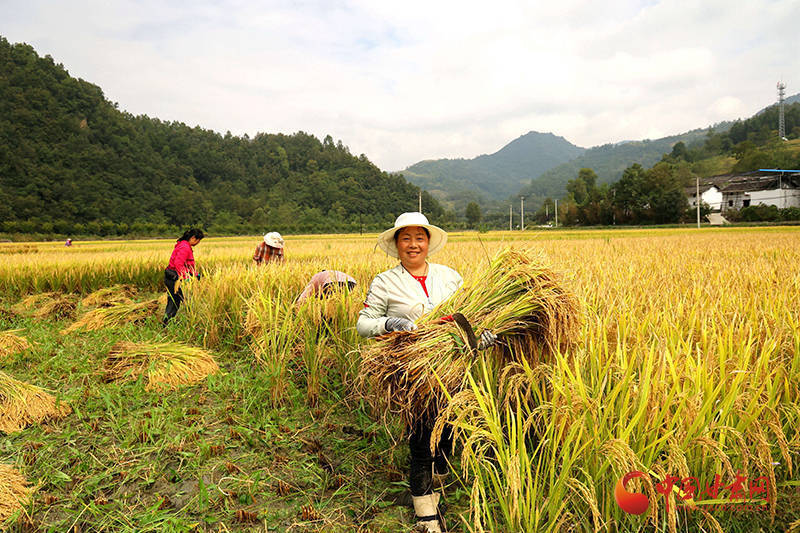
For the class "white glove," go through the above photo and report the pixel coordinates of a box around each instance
[477,330,497,350]
[385,317,417,332]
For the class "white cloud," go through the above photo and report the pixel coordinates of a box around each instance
[1,0,798,170]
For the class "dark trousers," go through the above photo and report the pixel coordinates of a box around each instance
[409,414,453,497]
[163,270,183,325]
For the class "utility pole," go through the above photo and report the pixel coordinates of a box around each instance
[554,199,558,227]
[696,176,700,228]
[509,204,512,231]
[520,196,525,231]
[418,191,422,213]
[546,202,549,221]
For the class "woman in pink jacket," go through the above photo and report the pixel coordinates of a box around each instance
[163,228,204,325]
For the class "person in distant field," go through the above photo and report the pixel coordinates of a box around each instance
[253,232,284,265]
[65,238,72,247]
[163,228,204,326]
[295,270,357,305]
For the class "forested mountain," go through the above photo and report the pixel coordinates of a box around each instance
[0,36,443,237]
[516,129,712,204]
[401,132,584,205]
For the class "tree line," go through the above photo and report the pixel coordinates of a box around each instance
[0,37,444,239]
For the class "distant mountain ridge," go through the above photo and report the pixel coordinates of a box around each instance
[403,92,799,211]
[401,131,584,204]
[518,129,712,201]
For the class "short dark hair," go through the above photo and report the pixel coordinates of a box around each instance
[177,228,205,242]
[394,226,430,242]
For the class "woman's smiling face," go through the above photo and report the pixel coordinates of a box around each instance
[395,226,429,270]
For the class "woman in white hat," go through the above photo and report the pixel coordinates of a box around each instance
[253,232,284,265]
[357,212,461,533]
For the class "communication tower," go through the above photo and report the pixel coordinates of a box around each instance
[777,81,786,140]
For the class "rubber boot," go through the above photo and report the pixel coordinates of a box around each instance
[412,493,442,532]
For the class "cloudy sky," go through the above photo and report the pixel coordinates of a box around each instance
[2,0,798,170]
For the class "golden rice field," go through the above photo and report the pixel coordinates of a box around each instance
[0,226,799,532]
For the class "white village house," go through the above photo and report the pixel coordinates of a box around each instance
[684,170,800,222]
[718,170,800,213]
[685,176,726,211]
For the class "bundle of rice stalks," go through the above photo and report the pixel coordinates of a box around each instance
[31,294,78,320]
[0,371,71,433]
[359,247,580,424]
[80,284,137,308]
[62,299,159,334]
[11,292,58,315]
[0,463,33,523]
[0,330,30,359]
[103,341,219,391]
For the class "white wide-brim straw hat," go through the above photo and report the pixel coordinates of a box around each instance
[377,212,447,258]
[264,232,284,248]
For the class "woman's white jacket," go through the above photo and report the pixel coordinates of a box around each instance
[357,262,463,338]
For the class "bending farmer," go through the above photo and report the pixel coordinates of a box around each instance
[295,270,357,305]
[254,232,284,265]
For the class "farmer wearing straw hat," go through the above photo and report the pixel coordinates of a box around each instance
[163,228,204,326]
[357,212,495,533]
[254,232,284,264]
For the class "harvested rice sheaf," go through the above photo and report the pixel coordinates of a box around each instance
[31,295,78,320]
[11,293,58,315]
[62,299,159,334]
[0,371,71,433]
[11,292,78,320]
[359,247,581,424]
[0,330,30,359]
[80,285,138,309]
[104,341,219,391]
[0,463,33,523]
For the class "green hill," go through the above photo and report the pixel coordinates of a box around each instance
[518,129,712,203]
[0,36,444,238]
[401,131,585,204]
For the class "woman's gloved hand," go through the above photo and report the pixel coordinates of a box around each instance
[477,330,498,350]
[385,317,417,332]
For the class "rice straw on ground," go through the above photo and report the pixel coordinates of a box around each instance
[10,293,58,315]
[0,330,30,359]
[62,299,159,333]
[80,285,137,308]
[103,341,219,391]
[0,371,71,433]
[0,463,33,523]
[31,295,78,320]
